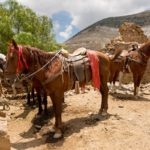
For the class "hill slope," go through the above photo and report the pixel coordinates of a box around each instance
[65,10,150,51]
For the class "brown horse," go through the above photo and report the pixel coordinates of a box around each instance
[5,40,110,139]
[110,41,150,96]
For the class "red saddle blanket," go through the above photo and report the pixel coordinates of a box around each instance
[87,50,100,90]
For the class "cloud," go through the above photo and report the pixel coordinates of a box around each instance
[53,21,60,33]
[59,25,73,39]
[16,0,150,30]
[58,14,78,39]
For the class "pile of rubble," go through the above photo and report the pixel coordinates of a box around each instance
[119,22,148,43]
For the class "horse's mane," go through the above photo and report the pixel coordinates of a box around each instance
[138,41,150,53]
[24,46,56,66]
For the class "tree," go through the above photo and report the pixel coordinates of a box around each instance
[0,0,61,54]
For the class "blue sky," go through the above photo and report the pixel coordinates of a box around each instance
[1,0,150,43]
[52,11,79,42]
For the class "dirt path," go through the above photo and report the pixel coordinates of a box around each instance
[5,85,150,150]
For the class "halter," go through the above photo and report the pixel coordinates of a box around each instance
[11,46,29,74]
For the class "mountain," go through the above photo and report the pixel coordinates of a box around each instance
[65,10,150,51]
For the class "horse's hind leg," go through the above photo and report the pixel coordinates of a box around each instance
[112,71,119,92]
[99,75,109,115]
[109,72,115,92]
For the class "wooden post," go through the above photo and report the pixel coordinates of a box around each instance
[75,81,80,94]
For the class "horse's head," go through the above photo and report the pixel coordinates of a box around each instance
[5,40,28,84]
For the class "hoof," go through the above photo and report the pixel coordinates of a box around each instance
[99,109,108,116]
[49,127,56,133]
[53,132,62,139]
[134,95,139,99]
[101,111,108,116]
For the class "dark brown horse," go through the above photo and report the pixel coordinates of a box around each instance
[110,41,150,96]
[5,40,110,139]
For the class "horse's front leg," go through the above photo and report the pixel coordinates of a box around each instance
[25,86,31,106]
[133,74,143,98]
[50,93,63,139]
[43,91,48,115]
[118,71,124,89]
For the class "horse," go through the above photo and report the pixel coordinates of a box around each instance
[5,40,110,139]
[111,41,150,97]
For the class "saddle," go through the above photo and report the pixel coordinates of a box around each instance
[62,48,92,87]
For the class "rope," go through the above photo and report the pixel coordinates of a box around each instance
[22,49,62,81]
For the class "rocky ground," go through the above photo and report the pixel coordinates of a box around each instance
[1,82,150,150]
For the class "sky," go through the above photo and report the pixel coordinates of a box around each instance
[1,0,150,43]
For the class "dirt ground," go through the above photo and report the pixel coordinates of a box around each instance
[3,83,150,150]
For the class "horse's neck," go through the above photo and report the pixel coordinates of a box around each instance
[26,49,61,81]
[139,49,150,60]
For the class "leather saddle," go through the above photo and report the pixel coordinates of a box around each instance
[62,48,92,85]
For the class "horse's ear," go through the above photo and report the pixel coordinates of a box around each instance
[12,39,18,49]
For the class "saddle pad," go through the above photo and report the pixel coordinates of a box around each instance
[87,50,100,90]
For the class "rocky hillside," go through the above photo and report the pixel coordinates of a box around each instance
[65,10,150,51]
